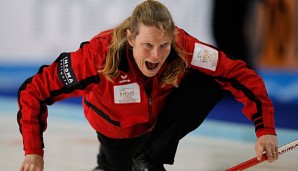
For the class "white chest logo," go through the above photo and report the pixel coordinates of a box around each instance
[191,43,218,71]
[114,83,141,104]
[119,74,131,84]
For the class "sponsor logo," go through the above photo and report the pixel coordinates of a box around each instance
[119,74,131,84]
[114,83,141,103]
[279,143,298,155]
[119,88,135,97]
[121,75,127,79]
[58,54,78,87]
[191,43,218,71]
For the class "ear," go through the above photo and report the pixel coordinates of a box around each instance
[126,29,134,47]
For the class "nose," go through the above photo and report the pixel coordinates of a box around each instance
[151,48,162,59]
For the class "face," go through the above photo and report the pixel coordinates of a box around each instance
[127,23,172,77]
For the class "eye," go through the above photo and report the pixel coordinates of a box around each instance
[144,43,153,49]
[161,43,170,48]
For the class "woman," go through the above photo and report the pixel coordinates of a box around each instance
[18,1,278,171]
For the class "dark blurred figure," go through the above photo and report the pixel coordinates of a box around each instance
[212,0,297,69]
[212,0,254,68]
[250,0,297,69]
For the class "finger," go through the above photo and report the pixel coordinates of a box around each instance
[21,163,30,171]
[22,166,29,171]
[265,143,274,163]
[272,151,278,161]
[268,143,279,163]
[266,151,273,163]
[256,145,264,161]
[19,164,25,171]
[272,146,279,161]
[19,159,27,171]
[29,164,39,171]
[275,146,279,160]
[23,166,29,171]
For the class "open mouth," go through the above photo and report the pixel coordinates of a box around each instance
[145,61,159,71]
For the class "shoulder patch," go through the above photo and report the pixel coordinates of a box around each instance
[57,53,78,87]
[191,43,218,71]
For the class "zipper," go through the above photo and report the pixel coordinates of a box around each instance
[136,77,153,125]
[147,97,153,124]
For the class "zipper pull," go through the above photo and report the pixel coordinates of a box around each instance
[148,97,152,106]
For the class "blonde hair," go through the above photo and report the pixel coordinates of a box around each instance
[100,0,187,86]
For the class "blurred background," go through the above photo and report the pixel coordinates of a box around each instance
[1,0,298,170]
[0,0,297,143]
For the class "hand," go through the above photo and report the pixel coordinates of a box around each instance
[255,134,278,163]
[19,154,44,171]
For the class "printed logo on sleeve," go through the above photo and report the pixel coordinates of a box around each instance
[191,43,218,71]
[114,83,141,104]
[57,54,78,87]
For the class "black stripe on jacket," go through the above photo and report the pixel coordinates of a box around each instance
[215,77,265,132]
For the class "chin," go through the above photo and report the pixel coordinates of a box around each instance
[143,71,158,77]
[144,73,156,77]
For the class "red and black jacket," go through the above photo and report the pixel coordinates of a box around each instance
[17,27,276,156]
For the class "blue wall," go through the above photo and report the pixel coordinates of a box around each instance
[1,65,297,130]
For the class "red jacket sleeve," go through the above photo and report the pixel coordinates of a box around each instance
[17,33,110,156]
[177,28,276,137]
[213,51,275,137]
